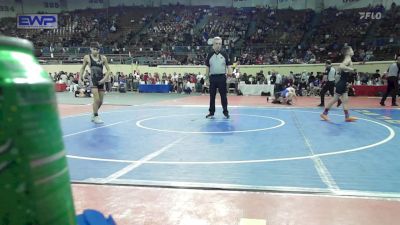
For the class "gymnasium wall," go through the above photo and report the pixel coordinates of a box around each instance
[323,0,400,10]
[2,0,400,19]
[67,0,106,11]
[21,0,63,13]
[0,0,20,18]
[274,0,318,10]
[42,61,394,76]
[109,0,159,7]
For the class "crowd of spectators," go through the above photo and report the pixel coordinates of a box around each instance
[241,7,313,65]
[308,7,376,63]
[139,6,206,50]
[51,70,208,95]
[51,64,391,99]
[1,3,400,65]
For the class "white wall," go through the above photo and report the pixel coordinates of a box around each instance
[323,0,390,10]
[0,0,20,18]
[0,0,66,18]
[189,0,232,7]
[232,0,318,10]
[2,0,399,20]
[21,0,63,13]
[159,0,181,6]
[110,0,245,7]
[108,0,131,6]
[233,0,270,8]
[98,0,400,10]
[382,0,400,8]
[109,0,156,7]
[275,0,317,10]
[306,0,318,10]
[109,0,197,7]
[5,0,400,17]
[67,0,105,11]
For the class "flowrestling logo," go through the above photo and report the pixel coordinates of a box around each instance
[17,14,58,29]
[359,11,382,20]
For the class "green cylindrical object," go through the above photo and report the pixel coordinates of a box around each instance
[0,36,76,225]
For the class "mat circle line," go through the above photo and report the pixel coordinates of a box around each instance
[65,109,396,164]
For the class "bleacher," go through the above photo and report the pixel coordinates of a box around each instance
[1,3,399,65]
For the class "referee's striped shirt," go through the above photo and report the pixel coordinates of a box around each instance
[387,63,399,78]
[327,67,336,81]
[205,51,231,75]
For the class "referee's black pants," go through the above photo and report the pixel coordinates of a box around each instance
[209,75,228,114]
[320,81,335,105]
[381,77,399,105]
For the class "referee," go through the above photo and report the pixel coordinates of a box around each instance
[205,37,232,119]
[380,56,400,106]
[318,60,341,107]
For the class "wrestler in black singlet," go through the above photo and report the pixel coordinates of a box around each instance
[335,71,350,95]
[89,54,104,90]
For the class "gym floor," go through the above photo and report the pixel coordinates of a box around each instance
[57,92,400,225]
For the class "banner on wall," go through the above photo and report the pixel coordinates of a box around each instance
[17,14,58,29]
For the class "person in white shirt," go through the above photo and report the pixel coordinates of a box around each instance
[60,73,68,84]
[380,56,400,106]
[135,72,140,80]
[299,70,309,96]
[196,72,204,81]
[266,72,271,84]
[233,68,240,79]
[275,72,283,92]
[183,80,193,94]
